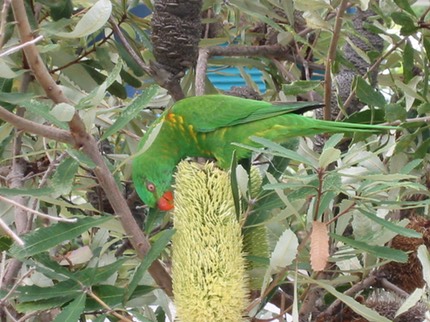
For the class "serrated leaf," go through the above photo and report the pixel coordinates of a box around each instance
[50,157,79,197]
[358,209,421,238]
[237,137,313,166]
[311,278,391,322]
[10,217,112,258]
[331,233,408,262]
[18,280,81,302]
[269,228,298,271]
[67,149,97,169]
[385,103,407,122]
[355,77,386,108]
[52,293,85,322]
[21,100,68,129]
[101,85,158,139]
[57,0,112,38]
[282,80,321,96]
[319,147,341,169]
[50,103,75,122]
[86,285,125,311]
[0,187,55,197]
[16,296,75,313]
[0,92,34,104]
[126,229,175,300]
[0,60,18,78]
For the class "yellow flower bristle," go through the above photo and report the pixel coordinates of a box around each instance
[172,161,248,322]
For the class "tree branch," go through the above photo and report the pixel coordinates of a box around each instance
[195,44,325,95]
[323,0,349,120]
[9,0,173,296]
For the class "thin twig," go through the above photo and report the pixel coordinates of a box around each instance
[324,0,349,120]
[0,35,43,57]
[0,268,35,305]
[9,0,173,296]
[195,48,209,96]
[86,288,134,322]
[0,0,11,49]
[109,17,151,74]
[342,37,408,113]
[0,218,24,246]
[0,196,77,223]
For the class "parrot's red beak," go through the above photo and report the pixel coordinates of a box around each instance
[157,191,174,211]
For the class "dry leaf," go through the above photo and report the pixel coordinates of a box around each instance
[310,221,329,271]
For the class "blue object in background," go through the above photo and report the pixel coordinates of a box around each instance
[207,66,266,93]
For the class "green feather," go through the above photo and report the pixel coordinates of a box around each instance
[132,95,396,208]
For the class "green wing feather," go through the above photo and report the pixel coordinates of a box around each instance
[171,95,323,132]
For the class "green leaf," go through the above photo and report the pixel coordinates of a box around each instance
[0,236,12,251]
[319,147,341,169]
[10,217,112,259]
[358,209,421,238]
[0,187,55,197]
[310,278,391,322]
[331,233,408,262]
[403,41,414,83]
[391,12,418,35]
[67,149,97,169]
[0,92,34,104]
[355,77,386,108]
[101,85,159,139]
[16,296,76,313]
[239,137,314,166]
[282,80,321,96]
[37,0,73,21]
[57,0,112,38]
[85,285,125,311]
[18,280,81,302]
[52,293,86,322]
[385,103,407,122]
[50,157,79,197]
[126,229,175,300]
[393,0,416,16]
[21,100,68,129]
[73,259,128,286]
[399,159,422,175]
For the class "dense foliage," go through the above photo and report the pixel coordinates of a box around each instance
[0,0,429,321]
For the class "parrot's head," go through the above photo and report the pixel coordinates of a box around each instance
[132,157,175,211]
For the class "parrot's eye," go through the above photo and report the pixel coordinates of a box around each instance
[146,182,156,193]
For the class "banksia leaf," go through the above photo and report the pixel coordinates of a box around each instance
[172,161,248,322]
[310,221,329,272]
[151,0,202,76]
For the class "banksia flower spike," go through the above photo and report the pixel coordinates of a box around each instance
[172,161,248,322]
[243,166,270,290]
[151,0,202,77]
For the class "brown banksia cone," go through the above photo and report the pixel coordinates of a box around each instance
[151,0,203,77]
[379,215,430,293]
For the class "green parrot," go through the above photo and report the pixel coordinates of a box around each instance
[132,95,393,210]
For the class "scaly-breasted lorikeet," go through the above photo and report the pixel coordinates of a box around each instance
[132,95,393,211]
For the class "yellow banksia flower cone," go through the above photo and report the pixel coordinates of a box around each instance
[172,161,248,322]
